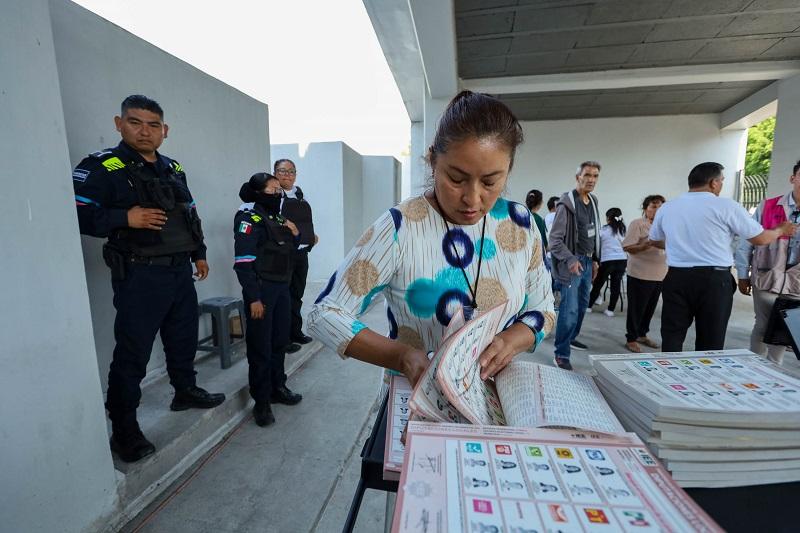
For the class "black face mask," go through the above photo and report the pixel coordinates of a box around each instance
[239,182,282,214]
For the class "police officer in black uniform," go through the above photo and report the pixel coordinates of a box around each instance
[274,158,316,353]
[73,95,225,462]
[234,173,303,426]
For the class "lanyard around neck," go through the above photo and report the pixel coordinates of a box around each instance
[433,194,487,309]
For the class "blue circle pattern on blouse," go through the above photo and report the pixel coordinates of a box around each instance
[387,306,398,339]
[407,266,473,325]
[508,201,532,229]
[442,228,474,268]
[352,320,367,335]
[490,198,509,220]
[436,289,474,325]
[474,237,496,260]
[406,278,440,317]
[315,271,337,304]
[359,283,389,315]
[389,208,403,231]
[517,310,544,331]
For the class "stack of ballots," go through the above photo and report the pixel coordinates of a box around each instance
[590,349,800,488]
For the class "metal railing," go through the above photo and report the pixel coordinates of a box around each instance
[738,172,768,211]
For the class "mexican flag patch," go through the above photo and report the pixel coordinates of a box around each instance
[238,221,252,234]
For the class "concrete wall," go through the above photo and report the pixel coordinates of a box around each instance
[49,0,270,389]
[0,1,119,531]
[769,74,800,198]
[342,144,365,252]
[363,155,402,229]
[507,114,746,224]
[271,142,401,282]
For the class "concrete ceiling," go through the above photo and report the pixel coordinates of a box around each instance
[452,0,800,119]
[456,0,800,79]
[499,79,773,120]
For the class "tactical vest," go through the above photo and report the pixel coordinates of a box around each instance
[255,218,295,282]
[281,186,315,247]
[103,152,203,257]
[752,194,800,295]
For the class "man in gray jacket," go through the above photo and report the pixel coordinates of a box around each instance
[549,161,602,370]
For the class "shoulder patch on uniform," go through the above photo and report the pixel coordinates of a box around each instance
[238,221,253,234]
[72,168,90,182]
[171,161,184,172]
[101,157,126,171]
[250,214,262,223]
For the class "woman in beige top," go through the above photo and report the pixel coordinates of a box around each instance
[622,195,667,352]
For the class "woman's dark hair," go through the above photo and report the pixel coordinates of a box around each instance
[605,207,626,236]
[641,194,666,212]
[688,162,724,188]
[427,91,524,171]
[273,159,295,172]
[525,189,543,211]
[248,172,278,191]
[546,196,559,211]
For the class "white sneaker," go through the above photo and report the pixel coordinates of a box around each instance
[603,309,614,317]
[586,307,593,314]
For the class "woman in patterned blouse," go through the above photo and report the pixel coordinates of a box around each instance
[309,91,555,387]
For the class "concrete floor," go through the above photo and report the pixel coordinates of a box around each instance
[122,288,800,533]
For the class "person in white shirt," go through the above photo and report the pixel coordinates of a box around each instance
[649,162,795,352]
[544,196,559,238]
[588,208,627,317]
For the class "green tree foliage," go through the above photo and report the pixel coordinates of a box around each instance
[745,116,775,176]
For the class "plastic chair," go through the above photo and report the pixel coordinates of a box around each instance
[197,297,246,369]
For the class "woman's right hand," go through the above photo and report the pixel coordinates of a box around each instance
[400,348,431,388]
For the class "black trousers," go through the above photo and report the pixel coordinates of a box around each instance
[289,249,309,339]
[661,267,736,352]
[106,262,198,422]
[589,259,627,311]
[625,276,662,342]
[245,280,291,403]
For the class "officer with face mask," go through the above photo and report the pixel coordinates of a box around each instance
[234,173,304,426]
[72,95,225,463]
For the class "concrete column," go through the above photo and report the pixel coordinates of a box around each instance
[768,74,800,197]
[1,1,119,531]
[410,96,449,196]
[409,121,426,196]
[423,96,449,149]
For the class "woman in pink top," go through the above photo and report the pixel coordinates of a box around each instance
[622,195,667,352]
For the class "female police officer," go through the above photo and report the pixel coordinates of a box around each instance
[234,173,303,426]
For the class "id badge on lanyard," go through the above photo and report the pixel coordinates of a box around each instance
[587,221,596,239]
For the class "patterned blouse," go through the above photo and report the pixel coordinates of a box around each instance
[308,195,556,358]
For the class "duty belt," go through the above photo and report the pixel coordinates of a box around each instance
[128,253,189,267]
[669,266,730,271]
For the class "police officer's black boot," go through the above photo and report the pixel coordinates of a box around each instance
[110,413,156,463]
[270,385,303,406]
[170,385,226,411]
[253,401,275,427]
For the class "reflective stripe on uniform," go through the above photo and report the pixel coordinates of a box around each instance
[75,194,100,206]
[101,157,126,171]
